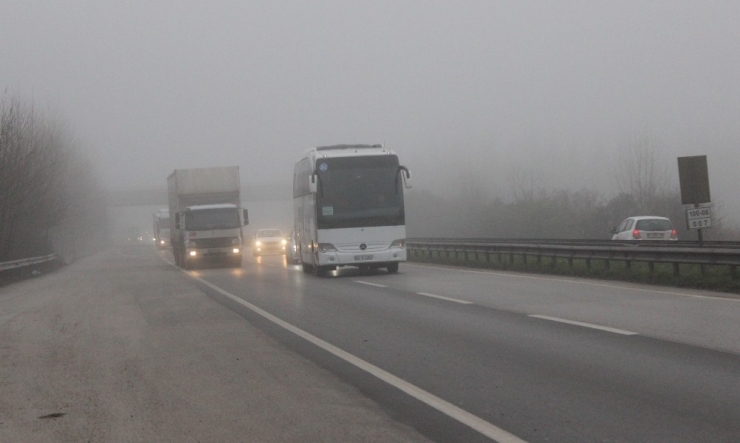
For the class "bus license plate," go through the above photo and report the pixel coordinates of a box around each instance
[354,254,374,261]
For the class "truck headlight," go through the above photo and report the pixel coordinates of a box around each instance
[189,250,197,256]
[232,248,240,254]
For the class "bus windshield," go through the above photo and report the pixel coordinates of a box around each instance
[184,208,241,230]
[316,155,404,229]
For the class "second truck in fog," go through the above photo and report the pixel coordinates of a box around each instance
[167,166,248,269]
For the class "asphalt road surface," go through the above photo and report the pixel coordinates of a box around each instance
[2,245,739,442]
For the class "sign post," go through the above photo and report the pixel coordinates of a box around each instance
[677,155,711,247]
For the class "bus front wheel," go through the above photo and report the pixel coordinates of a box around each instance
[387,263,399,274]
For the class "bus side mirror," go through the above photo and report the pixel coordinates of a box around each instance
[243,209,249,226]
[396,166,412,193]
[309,174,318,194]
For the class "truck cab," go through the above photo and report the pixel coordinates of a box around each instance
[175,204,248,269]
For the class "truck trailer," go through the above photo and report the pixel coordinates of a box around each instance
[167,166,248,269]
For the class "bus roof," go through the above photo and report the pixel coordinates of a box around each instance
[305,144,396,159]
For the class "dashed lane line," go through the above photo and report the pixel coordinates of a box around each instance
[417,292,473,305]
[529,315,638,336]
[354,280,388,288]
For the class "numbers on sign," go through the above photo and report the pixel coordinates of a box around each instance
[691,219,710,228]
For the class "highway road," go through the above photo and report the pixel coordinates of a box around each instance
[2,244,739,442]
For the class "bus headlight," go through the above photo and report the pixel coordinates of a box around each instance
[390,239,406,248]
[232,248,240,254]
[318,243,336,253]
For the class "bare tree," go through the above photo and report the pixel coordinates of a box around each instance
[614,134,672,214]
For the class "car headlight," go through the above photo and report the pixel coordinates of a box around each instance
[255,240,261,247]
[390,239,406,248]
[318,243,336,253]
[281,239,287,245]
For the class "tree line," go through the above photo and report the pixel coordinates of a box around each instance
[406,141,736,241]
[0,93,107,262]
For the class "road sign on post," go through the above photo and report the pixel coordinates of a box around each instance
[677,155,711,246]
[677,156,710,205]
[686,207,711,229]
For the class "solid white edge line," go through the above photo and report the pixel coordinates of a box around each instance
[529,315,638,336]
[354,280,388,288]
[176,267,526,442]
[417,292,473,305]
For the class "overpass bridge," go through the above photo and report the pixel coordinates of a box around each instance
[107,182,293,207]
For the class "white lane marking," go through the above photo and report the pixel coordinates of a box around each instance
[406,262,740,303]
[529,315,638,336]
[354,280,388,288]
[170,265,527,443]
[417,292,473,305]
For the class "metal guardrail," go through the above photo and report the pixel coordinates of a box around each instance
[0,254,58,272]
[407,239,740,277]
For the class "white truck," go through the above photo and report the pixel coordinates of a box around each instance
[152,209,170,249]
[167,166,248,269]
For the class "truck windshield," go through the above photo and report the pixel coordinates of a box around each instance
[316,155,404,229]
[184,208,241,230]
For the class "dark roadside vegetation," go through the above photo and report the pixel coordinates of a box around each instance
[0,93,107,268]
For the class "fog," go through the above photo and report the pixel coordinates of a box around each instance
[2,1,739,223]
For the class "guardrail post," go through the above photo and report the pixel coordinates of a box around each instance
[700,264,706,277]
[567,256,573,269]
[625,260,631,271]
[605,259,610,271]
[485,251,491,263]
[648,261,655,275]
[673,263,680,277]
[585,258,591,270]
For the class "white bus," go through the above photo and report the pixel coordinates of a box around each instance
[293,144,412,276]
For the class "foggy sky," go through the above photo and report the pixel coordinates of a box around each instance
[2,1,739,220]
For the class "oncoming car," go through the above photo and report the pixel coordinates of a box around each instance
[253,229,287,256]
[611,216,678,241]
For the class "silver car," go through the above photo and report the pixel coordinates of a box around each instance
[611,216,678,240]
